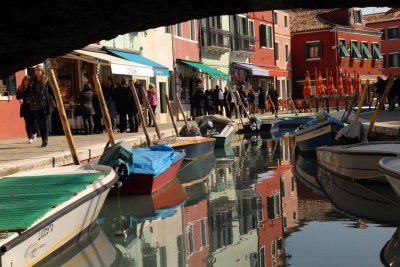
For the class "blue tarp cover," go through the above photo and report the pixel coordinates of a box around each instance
[128,145,182,177]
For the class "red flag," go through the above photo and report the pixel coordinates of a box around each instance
[303,70,312,97]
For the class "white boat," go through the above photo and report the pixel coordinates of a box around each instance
[0,164,117,267]
[379,157,400,199]
[196,115,235,147]
[316,142,400,182]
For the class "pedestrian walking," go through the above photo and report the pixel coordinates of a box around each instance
[223,87,231,118]
[268,85,279,113]
[147,83,158,127]
[213,85,224,115]
[29,65,55,147]
[79,83,95,135]
[102,76,117,130]
[374,76,386,110]
[17,75,37,144]
[258,87,266,114]
[115,79,132,133]
[204,89,215,115]
[192,88,204,117]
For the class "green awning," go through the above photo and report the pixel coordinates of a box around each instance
[180,60,230,80]
[373,44,383,60]
[339,44,350,57]
[351,42,362,59]
[362,43,372,59]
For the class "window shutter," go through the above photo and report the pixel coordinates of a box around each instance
[318,41,323,58]
[304,43,308,59]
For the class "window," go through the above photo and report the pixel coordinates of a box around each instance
[248,20,254,37]
[160,246,167,267]
[305,41,322,58]
[350,41,362,59]
[275,41,279,61]
[284,15,288,28]
[283,215,288,228]
[237,15,249,35]
[266,25,273,48]
[177,235,184,267]
[259,247,266,267]
[176,23,183,37]
[260,24,266,47]
[165,26,171,34]
[188,225,194,253]
[338,39,349,57]
[271,240,277,255]
[388,27,400,39]
[372,43,383,59]
[273,12,278,25]
[201,219,207,246]
[382,54,386,68]
[280,176,286,197]
[2,74,16,95]
[354,9,362,24]
[208,16,222,29]
[389,53,400,68]
[190,20,196,40]
[361,42,372,59]
[293,211,297,222]
[285,44,289,62]
[380,29,386,40]
[277,238,284,250]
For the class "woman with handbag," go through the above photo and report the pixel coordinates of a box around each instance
[17,75,37,144]
[79,83,95,135]
[30,65,55,147]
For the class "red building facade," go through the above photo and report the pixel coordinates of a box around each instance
[365,8,400,77]
[290,8,382,99]
[173,20,200,62]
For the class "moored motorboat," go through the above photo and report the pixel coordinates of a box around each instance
[110,146,186,195]
[156,136,216,159]
[317,142,400,182]
[294,114,344,154]
[317,166,400,224]
[379,157,400,199]
[0,164,117,267]
[270,116,314,134]
[196,115,235,147]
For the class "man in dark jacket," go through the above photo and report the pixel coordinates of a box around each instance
[258,87,266,114]
[375,76,387,110]
[115,79,132,132]
[192,88,204,117]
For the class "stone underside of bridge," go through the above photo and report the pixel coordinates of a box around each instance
[1,0,395,77]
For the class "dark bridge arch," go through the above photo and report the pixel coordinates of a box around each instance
[1,0,395,77]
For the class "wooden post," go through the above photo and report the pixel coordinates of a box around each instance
[92,74,116,145]
[176,93,189,128]
[267,95,278,118]
[140,86,161,139]
[164,94,180,137]
[288,95,298,117]
[355,80,370,122]
[366,78,394,137]
[48,69,80,165]
[129,84,152,146]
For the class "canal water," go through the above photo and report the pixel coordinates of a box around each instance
[48,135,398,267]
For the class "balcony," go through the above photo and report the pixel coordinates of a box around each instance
[201,27,232,53]
[231,34,255,57]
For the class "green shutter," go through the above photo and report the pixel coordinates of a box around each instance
[351,42,362,59]
[362,42,372,59]
[318,42,323,58]
[373,44,383,59]
[339,44,350,57]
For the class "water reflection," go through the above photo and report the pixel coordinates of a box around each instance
[52,135,399,266]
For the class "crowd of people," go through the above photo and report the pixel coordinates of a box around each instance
[190,84,279,120]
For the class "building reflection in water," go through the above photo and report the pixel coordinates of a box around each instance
[53,136,359,266]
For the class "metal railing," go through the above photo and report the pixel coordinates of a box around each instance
[201,27,232,50]
[232,34,255,53]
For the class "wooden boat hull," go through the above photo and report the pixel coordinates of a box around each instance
[212,123,235,147]
[379,157,400,200]
[111,153,185,196]
[317,142,400,182]
[0,165,117,267]
[270,116,313,133]
[317,166,400,224]
[295,121,343,153]
[177,152,216,185]
[170,137,216,159]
